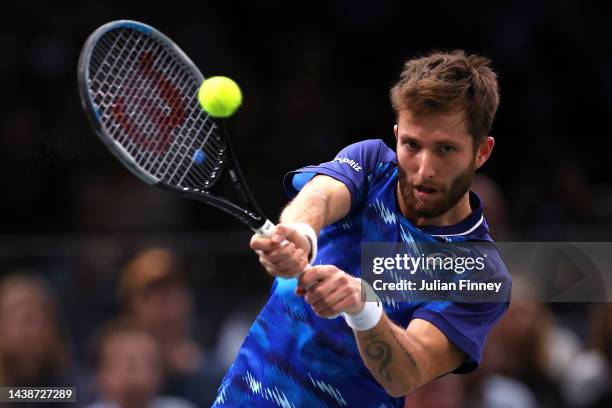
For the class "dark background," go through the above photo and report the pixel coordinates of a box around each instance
[2,0,611,235]
[1,1,612,407]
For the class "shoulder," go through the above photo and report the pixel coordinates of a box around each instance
[283,139,397,201]
[336,139,396,168]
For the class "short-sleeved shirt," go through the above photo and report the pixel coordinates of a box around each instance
[213,139,510,408]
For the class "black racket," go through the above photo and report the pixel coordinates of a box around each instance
[77,20,275,236]
[76,20,338,313]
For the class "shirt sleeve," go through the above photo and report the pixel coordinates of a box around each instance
[283,139,395,210]
[412,239,511,373]
[412,301,509,373]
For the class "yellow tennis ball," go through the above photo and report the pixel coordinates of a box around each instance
[197,76,242,118]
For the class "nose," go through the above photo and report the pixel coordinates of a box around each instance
[416,150,436,180]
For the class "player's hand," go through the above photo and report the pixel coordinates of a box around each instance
[295,265,364,317]
[250,224,311,278]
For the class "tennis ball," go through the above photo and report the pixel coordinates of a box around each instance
[197,76,242,118]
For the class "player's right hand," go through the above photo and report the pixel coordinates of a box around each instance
[250,224,311,278]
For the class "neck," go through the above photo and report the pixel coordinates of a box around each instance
[397,187,472,227]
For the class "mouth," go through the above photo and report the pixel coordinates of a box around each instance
[414,185,439,198]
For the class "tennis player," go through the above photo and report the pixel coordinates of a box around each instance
[214,50,511,407]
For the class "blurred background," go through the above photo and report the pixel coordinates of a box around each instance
[1,0,612,407]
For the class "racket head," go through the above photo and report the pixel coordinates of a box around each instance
[78,20,225,190]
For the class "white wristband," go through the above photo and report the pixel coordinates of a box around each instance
[290,223,318,264]
[343,279,383,331]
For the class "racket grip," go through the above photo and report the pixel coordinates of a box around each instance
[254,219,289,245]
[253,219,277,237]
[254,220,339,319]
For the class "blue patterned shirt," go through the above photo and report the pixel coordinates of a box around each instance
[213,139,510,408]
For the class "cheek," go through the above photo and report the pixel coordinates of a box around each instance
[437,150,473,174]
[396,149,418,175]
[445,157,476,186]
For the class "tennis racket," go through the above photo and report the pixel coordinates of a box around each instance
[78,20,342,318]
[77,20,276,236]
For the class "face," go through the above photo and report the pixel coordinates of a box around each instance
[0,285,56,356]
[132,284,193,340]
[395,110,492,221]
[98,332,162,405]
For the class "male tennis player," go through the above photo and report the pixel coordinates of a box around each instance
[213,50,511,407]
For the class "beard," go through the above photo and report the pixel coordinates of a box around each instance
[397,160,475,220]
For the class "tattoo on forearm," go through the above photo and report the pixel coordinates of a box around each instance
[364,330,378,342]
[361,326,419,388]
[389,329,417,368]
[364,335,393,382]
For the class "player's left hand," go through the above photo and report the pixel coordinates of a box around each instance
[295,265,364,318]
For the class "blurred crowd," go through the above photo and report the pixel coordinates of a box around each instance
[0,247,262,407]
[1,243,612,407]
[407,301,612,408]
[2,0,612,407]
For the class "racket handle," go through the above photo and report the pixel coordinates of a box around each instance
[254,220,339,319]
[253,219,277,237]
[254,219,289,245]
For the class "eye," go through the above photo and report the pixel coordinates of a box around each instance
[438,145,456,154]
[404,140,420,151]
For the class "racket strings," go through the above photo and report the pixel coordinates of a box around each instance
[87,27,225,189]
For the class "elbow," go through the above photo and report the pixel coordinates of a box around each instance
[384,380,418,398]
[385,387,407,398]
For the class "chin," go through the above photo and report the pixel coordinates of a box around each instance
[406,197,448,219]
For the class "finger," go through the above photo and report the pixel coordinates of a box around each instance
[315,288,357,317]
[304,277,337,306]
[299,265,339,290]
[259,249,304,278]
[250,235,278,251]
[275,249,305,271]
[266,243,296,263]
[310,285,346,313]
[297,265,326,290]
[274,254,308,278]
[270,224,297,245]
[258,252,285,272]
[258,256,276,272]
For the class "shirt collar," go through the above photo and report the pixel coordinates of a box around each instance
[417,191,488,238]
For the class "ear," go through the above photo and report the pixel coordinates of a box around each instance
[394,124,398,139]
[475,136,495,169]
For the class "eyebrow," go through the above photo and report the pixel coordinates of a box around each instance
[399,134,459,146]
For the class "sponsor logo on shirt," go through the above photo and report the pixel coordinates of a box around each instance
[334,157,362,172]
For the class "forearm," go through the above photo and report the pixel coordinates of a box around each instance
[280,187,328,234]
[251,177,350,278]
[354,314,423,397]
[279,175,350,234]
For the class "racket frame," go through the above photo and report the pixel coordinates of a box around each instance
[77,20,269,232]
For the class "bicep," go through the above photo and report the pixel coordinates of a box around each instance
[405,318,466,385]
[299,174,351,225]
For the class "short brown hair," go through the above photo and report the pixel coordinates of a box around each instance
[390,50,500,144]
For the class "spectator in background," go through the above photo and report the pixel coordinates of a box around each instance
[0,273,70,386]
[118,247,223,406]
[471,173,511,240]
[466,301,565,408]
[583,303,612,407]
[0,273,82,407]
[85,321,195,408]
